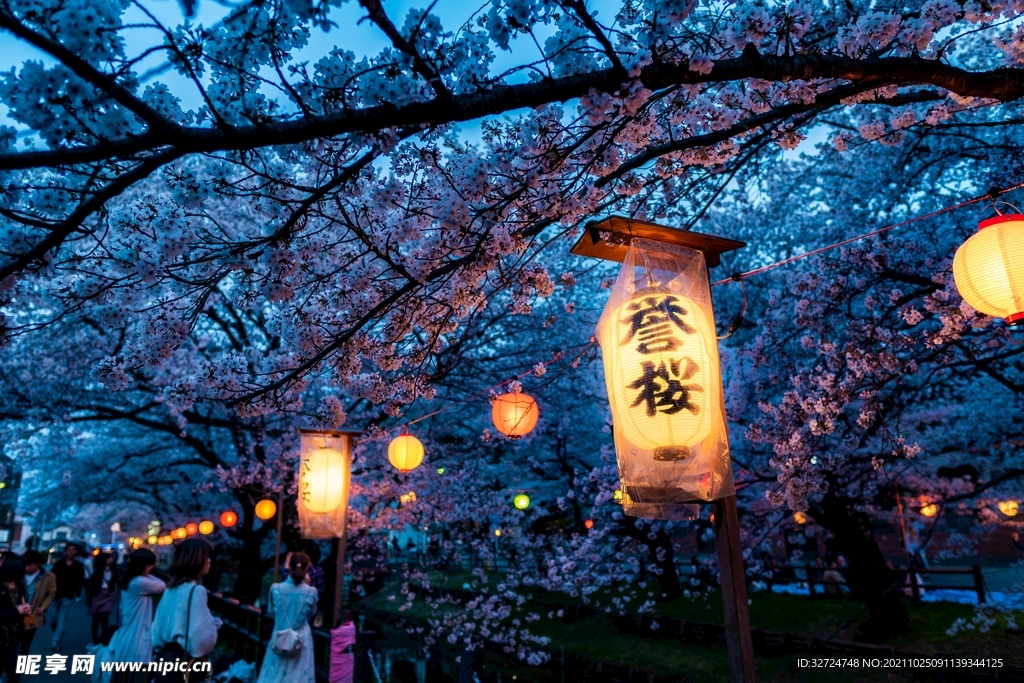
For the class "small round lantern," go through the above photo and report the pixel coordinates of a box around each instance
[920,502,938,517]
[584,519,594,529]
[998,500,1019,517]
[198,520,214,535]
[491,392,539,439]
[158,535,173,546]
[793,512,807,525]
[172,527,187,540]
[513,494,530,510]
[219,510,238,528]
[953,214,1024,326]
[255,499,277,521]
[388,431,424,473]
[147,535,158,545]
[185,523,198,536]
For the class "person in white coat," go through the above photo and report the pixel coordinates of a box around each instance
[151,538,220,683]
[256,552,318,683]
[92,549,166,683]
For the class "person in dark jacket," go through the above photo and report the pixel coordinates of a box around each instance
[88,552,120,644]
[0,553,34,682]
[47,542,86,650]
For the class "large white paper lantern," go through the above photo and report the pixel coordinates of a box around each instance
[596,239,734,519]
[298,430,353,539]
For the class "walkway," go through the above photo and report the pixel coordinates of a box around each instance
[23,597,94,682]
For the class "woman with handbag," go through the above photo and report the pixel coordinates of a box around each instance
[256,552,318,683]
[152,539,220,683]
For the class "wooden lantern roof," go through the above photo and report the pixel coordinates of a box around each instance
[570,216,746,267]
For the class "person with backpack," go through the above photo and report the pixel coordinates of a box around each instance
[151,539,219,682]
[255,552,318,683]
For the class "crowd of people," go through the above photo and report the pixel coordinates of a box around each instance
[0,539,323,683]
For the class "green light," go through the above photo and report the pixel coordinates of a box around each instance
[436,467,445,475]
[514,494,530,510]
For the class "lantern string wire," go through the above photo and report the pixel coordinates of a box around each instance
[710,182,1024,287]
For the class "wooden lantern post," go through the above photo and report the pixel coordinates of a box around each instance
[571,216,756,683]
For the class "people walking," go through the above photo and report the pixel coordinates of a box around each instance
[256,552,318,683]
[21,550,56,655]
[88,552,120,644]
[152,538,219,683]
[48,542,86,650]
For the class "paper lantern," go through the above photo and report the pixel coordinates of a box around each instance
[584,519,594,529]
[793,512,807,525]
[998,500,1019,517]
[514,494,530,510]
[185,523,198,536]
[158,535,173,546]
[298,430,354,539]
[172,527,187,540]
[302,447,346,512]
[491,392,539,439]
[219,510,238,528]
[596,239,733,520]
[494,529,502,537]
[147,535,158,545]
[953,214,1024,325]
[198,520,214,535]
[399,491,417,504]
[388,432,424,473]
[255,499,277,521]
[920,502,938,517]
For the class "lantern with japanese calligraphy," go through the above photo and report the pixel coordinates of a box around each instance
[596,238,734,520]
[297,430,354,539]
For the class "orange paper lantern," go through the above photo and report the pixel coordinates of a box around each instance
[172,527,187,540]
[185,523,198,536]
[255,498,277,521]
[491,392,539,439]
[219,510,238,528]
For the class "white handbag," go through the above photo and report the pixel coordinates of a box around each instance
[269,588,304,658]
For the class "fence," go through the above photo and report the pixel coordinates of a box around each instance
[760,564,986,603]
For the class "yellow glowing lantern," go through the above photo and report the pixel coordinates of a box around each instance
[584,519,594,529]
[998,500,1019,517]
[298,430,355,539]
[147,535,158,545]
[494,529,502,537]
[220,510,238,528]
[953,214,1024,326]
[399,491,417,504]
[198,520,214,535]
[491,392,539,439]
[595,239,734,520]
[255,499,277,521]
[920,503,938,517]
[302,447,347,512]
[172,527,187,540]
[793,512,808,525]
[388,432,424,473]
[185,523,198,536]
[158,535,173,546]
[514,494,530,510]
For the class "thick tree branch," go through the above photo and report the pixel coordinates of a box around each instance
[3,48,1023,172]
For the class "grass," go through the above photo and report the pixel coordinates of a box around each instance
[358,576,1024,680]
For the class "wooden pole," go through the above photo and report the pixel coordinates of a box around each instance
[273,488,284,584]
[332,435,352,628]
[713,495,757,683]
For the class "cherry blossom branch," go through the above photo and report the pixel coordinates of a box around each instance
[3,46,1023,172]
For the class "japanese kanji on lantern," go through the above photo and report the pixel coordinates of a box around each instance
[596,238,734,520]
[297,430,354,539]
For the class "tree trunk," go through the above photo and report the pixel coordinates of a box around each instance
[812,492,908,641]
